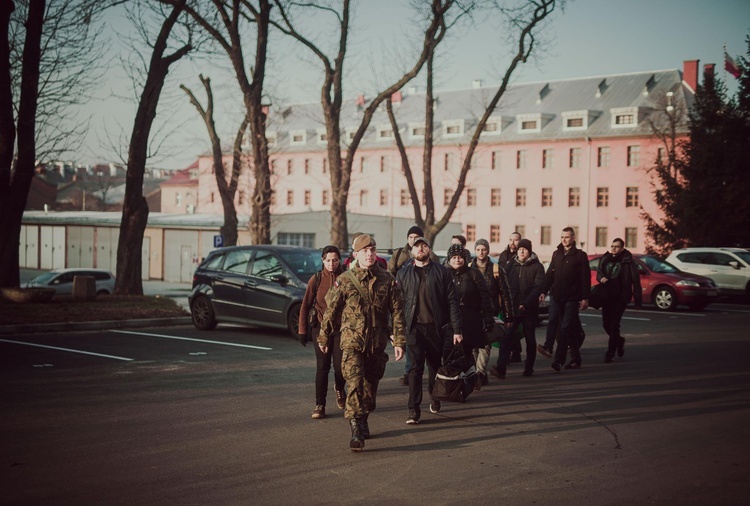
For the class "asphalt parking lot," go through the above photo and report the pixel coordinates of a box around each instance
[1,302,749,505]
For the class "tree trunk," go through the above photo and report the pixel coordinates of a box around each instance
[0,0,44,288]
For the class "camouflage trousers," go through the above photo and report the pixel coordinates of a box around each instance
[341,347,389,420]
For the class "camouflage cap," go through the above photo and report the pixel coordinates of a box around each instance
[352,233,376,252]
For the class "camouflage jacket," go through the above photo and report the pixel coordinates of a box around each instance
[319,265,406,352]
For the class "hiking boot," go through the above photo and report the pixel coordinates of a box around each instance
[551,361,562,372]
[311,405,325,419]
[617,338,625,357]
[429,400,441,414]
[604,351,614,363]
[349,419,364,451]
[489,365,506,380]
[361,414,370,439]
[537,344,553,358]
[335,389,346,410]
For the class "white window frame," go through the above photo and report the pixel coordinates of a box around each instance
[376,124,394,141]
[316,128,327,144]
[516,113,542,133]
[289,129,307,145]
[266,130,277,146]
[409,123,426,139]
[610,107,639,128]
[481,116,502,136]
[562,110,590,131]
[442,119,465,138]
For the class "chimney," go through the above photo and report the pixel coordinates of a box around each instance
[356,94,365,111]
[472,79,483,89]
[391,91,402,104]
[703,63,715,82]
[683,60,699,93]
[408,86,419,94]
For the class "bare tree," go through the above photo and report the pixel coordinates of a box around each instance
[181,74,248,246]
[0,0,113,288]
[115,0,195,295]
[271,0,457,249]
[171,0,273,244]
[386,0,560,244]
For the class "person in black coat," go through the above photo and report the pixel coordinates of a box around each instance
[596,238,642,362]
[492,239,545,378]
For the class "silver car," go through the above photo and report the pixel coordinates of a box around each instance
[666,247,750,298]
[25,268,116,295]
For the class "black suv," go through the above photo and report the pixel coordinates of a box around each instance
[189,245,322,336]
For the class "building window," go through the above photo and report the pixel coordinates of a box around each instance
[541,187,553,207]
[466,224,476,242]
[596,187,609,207]
[490,225,501,243]
[540,226,551,246]
[286,190,294,206]
[359,189,368,207]
[596,227,608,248]
[287,159,293,175]
[444,188,451,206]
[266,131,277,146]
[322,190,329,206]
[278,232,315,248]
[483,121,499,132]
[515,225,525,239]
[317,131,327,143]
[515,188,526,207]
[304,159,310,174]
[490,188,501,207]
[377,126,394,139]
[568,187,580,207]
[400,189,410,206]
[380,189,387,206]
[611,107,639,128]
[567,117,583,128]
[290,129,307,145]
[626,187,639,208]
[521,120,537,131]
[444,152,454,171]
[175,192,182,206]
[627,145,640,167]
[271,159,277,173]
[466,188,476,207]
[625,227,638,248]
[658,147,666,164]
[569,147,581,168]
[210,192,215,203]
[270,191,276,206]
[543,149,553,169]
[411,124,426,137]
[615,113,634,125]
[516,150,526,169]
[491,151,501,170]
[598,146,610,167]
[562,110,589,131]
[304,190,311,206]
[443,120,464,137]
[360,156,366,173]
[380,156,386,173]
[322,158,327,173]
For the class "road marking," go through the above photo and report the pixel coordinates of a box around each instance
[109,330,273,350]
[0,339,133,361]
[580,314,651,321]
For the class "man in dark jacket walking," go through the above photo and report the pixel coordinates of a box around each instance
[597,238,642,363]
[492,239,545,378]
[538,227,591,371]
[397,236,463,424]
[497,231,521,269]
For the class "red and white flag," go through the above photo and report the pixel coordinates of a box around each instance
[724,51,741,79]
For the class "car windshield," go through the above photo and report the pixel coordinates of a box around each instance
[640,255,680,273]
[29,272,58,284]
[733,250,750,265]
[279,249,323,283]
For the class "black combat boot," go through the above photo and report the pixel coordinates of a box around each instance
[349,418,365,451]
[361,414,370,440]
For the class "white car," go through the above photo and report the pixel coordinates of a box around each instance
[665,248,750,298]
[25,268,116,295]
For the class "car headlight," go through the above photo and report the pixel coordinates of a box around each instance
[676,280,699,287]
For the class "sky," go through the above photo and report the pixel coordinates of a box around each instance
[77,0,750,171]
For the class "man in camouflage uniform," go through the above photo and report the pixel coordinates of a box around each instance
[319,234,406,452]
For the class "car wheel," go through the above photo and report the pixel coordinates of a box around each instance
[653,286,677,311]
[96,290,110,296]
[191,296,217,330]
[287,303,301,337]
[688,303,707,311]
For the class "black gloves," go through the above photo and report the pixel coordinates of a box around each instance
[297,333,307,347]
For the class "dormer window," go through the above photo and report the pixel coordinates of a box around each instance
[562,110,594,131]
[481,116,502,135]
[442,119,465,137]
[377,125,394,140]
[516,113,551,134]
[290,129,307,145]
[410,123,426,138]
[611,107,639,128]
[317,129,327,143]
[346,129,357,141]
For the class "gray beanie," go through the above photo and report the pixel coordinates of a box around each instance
[475,238,490,250]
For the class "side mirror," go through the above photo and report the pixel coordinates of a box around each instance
[729,261,740,270]
[270,274,289,284]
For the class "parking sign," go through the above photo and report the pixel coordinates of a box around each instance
[214,235,224,248]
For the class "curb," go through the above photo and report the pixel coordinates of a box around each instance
[0,317,192,335]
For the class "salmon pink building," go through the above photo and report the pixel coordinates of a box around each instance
[181,61,704,260]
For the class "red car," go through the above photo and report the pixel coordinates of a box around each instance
[588,254,719,311]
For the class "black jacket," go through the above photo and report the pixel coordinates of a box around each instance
[450,265,495,347]
[506,253,546,312]
[596,249,642,306]
[497,247,516,270]
[396,260,463,336]
[542,242,591,302]
[470,258,515,320]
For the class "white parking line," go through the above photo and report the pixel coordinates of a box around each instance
[580,313,651,321]
[0,339,133,361]
[109,330,273,350]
